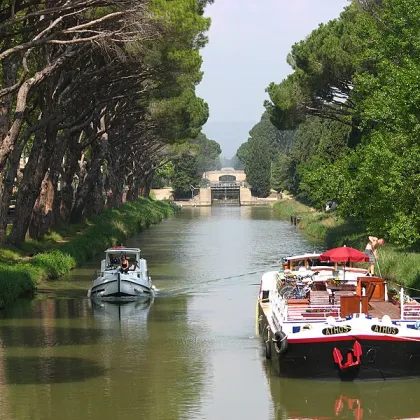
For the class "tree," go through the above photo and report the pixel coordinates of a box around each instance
[192,133,222,173]
[265,3,363,132]
[171,154,201,199]
[245,132,271,198]
[0,0,213,245]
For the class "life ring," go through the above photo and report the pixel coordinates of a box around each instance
[273,330,288,354]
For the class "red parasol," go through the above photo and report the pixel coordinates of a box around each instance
[319,246,369,263]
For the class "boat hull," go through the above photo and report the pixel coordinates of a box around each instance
[259,309,420,381]
[89,272,154,302]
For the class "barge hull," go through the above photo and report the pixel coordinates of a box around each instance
[259,305,420,381]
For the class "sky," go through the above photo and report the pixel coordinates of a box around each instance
[196,0,350,158]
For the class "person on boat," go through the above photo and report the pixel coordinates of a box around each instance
[364,236,385,275]
[120,255,130,273]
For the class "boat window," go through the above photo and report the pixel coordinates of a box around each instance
[109,255,120,265]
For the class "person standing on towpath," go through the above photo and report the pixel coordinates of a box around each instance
[364,236,385,275]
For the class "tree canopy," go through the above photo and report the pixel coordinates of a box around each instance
[0,0,214,245]
[260,0,420,248]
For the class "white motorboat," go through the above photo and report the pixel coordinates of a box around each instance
[88,246,155,301]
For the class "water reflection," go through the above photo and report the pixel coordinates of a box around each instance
[90,299,153,322]
[2,356,105,385]
[266,364,420,419]
[89,299,153,338]
[0,325,116,347]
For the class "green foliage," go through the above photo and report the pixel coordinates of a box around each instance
[236,142,249,166]
[265,4,361,131]
[171,154,201,198]
[245,136,271,197]
[0,266,35,309]
[236,113,295,195]
[148,0,212,144]
[31,250,76,280]
[163,132,221,196]
[340,0,420,247]
[1,0,212,249]
[265,75,306,130]
[192,133,222,173]
[230,154,244,170]
[150,89,209,143]
[271,154,295,193]
[256,0,420,248]
[152,162,175,188]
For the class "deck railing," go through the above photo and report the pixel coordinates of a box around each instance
[402,304,420,319]
[286,303,341,321]
[270,291,341,322]
[397,288,420,319]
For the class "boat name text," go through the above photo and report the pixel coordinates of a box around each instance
[371,325,399,335]
[322,325,352,335]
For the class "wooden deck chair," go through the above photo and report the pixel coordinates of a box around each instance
[365,282,376,301]
[364,282,377,308]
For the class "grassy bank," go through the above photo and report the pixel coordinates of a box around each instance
[273,199,420,294]
[0,198,176,309]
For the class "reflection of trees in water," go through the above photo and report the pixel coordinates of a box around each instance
[0,347,11,420]
[3,356,105,385]
[0,325,119,347]
[0,295,92,320]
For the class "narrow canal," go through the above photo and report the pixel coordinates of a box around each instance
[0,207,419,420]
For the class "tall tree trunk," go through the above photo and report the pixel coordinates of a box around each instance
[0,133,28,243]
[132,178,142,201]
[60,134,82,222]
[29,173,55,239]
[139,171,153,197]
[70,135,107,223]
[84,178,105,219]
[125,172,136,201]
[104,159,125,208]
[29,134,68,238]
[0,53,19,242]
[0,50,74,176]
[0,54,17,151]
[7,120,58,246]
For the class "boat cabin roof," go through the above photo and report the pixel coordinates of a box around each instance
[283,252,336,271]
[105,247,141,254]
[284,253,321,262]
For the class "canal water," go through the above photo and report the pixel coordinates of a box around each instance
[0,206,419,420]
